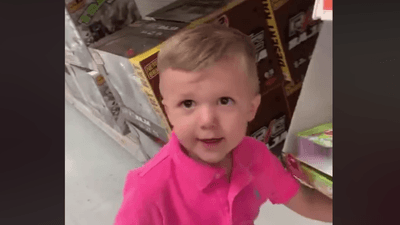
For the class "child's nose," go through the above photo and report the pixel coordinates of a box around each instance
[199,106,217,129]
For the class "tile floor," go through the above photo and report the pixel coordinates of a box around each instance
[65,101,331,225]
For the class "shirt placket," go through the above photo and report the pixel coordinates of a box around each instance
[213,171,231,225]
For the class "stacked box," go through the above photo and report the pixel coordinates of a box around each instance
[88,20,188,142]
[283,153,332,199]
[65,0,142,46]
[261,0,323,115]
[247,85,290,150]
[296,123,333,176]
[282,123,333,199]
[65,1,144,136]
[147,0,231,23]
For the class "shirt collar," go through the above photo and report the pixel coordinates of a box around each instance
[170,132,254,190]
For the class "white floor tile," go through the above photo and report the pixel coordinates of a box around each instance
[66,101,142,225]
[255,201,332,225]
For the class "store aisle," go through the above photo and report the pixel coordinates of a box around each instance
[65,101,142,225]
[65,101,331,225]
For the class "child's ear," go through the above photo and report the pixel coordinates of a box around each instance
[162,100,173,124]
[162,99,169,115]
[248,94,261,122]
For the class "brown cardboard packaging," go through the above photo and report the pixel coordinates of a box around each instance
[247,83,291,150]
[262,0,323,114]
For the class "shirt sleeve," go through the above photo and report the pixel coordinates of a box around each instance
[266,150,300,205]
[114,171,163,225]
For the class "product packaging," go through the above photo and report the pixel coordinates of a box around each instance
[65,0,142,46]
[282,122,333,199]
[262,0,323,114]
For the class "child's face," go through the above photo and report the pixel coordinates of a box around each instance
[160,56,261,165]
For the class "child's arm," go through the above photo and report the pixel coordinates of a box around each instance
[284,184,333,222]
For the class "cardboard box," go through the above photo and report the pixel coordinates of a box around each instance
[281,123,333,198]
[283,153,332,199]
[262,0,323,83]
[296,122,333,176]
[88,20,188,141]
[262,0,323,114]
[146,0,231,23]
[247,83,291,150]
[301,162,332,199]
[65,0,142,46]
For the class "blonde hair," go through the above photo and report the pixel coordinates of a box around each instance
[157,23,260,94]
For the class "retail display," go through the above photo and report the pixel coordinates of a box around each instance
[248,86,290,150]
[65,0,142,46]
[282,123,333,199]
[88,19,188,141]
[297,122,333,176]
[284,153,332,199]
[262,0,323,114]
[64,0,327,161]
[147,0,231,23]
[299,162,332,199]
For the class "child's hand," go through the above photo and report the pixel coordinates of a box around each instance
[284,184,333,222]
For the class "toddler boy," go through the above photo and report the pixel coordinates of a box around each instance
[115,24,332,225]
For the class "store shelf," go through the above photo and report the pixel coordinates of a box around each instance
[281,21,333,198]
[65,88,148,163]
[297,156,332,177]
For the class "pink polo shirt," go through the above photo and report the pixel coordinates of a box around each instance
[115,132,300,225]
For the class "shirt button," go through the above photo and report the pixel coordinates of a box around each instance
[215,173,221,179]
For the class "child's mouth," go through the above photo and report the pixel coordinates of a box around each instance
[199,138,224,146]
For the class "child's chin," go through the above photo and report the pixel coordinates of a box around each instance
[200,154,227,165]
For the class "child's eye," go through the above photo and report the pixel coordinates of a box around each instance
[180,100,195,109]
[219,97,234,106]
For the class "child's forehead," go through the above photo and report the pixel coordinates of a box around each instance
[163,71,250,98]
[160,56,254,98]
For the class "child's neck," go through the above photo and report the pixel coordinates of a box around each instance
[180,144,233,182]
